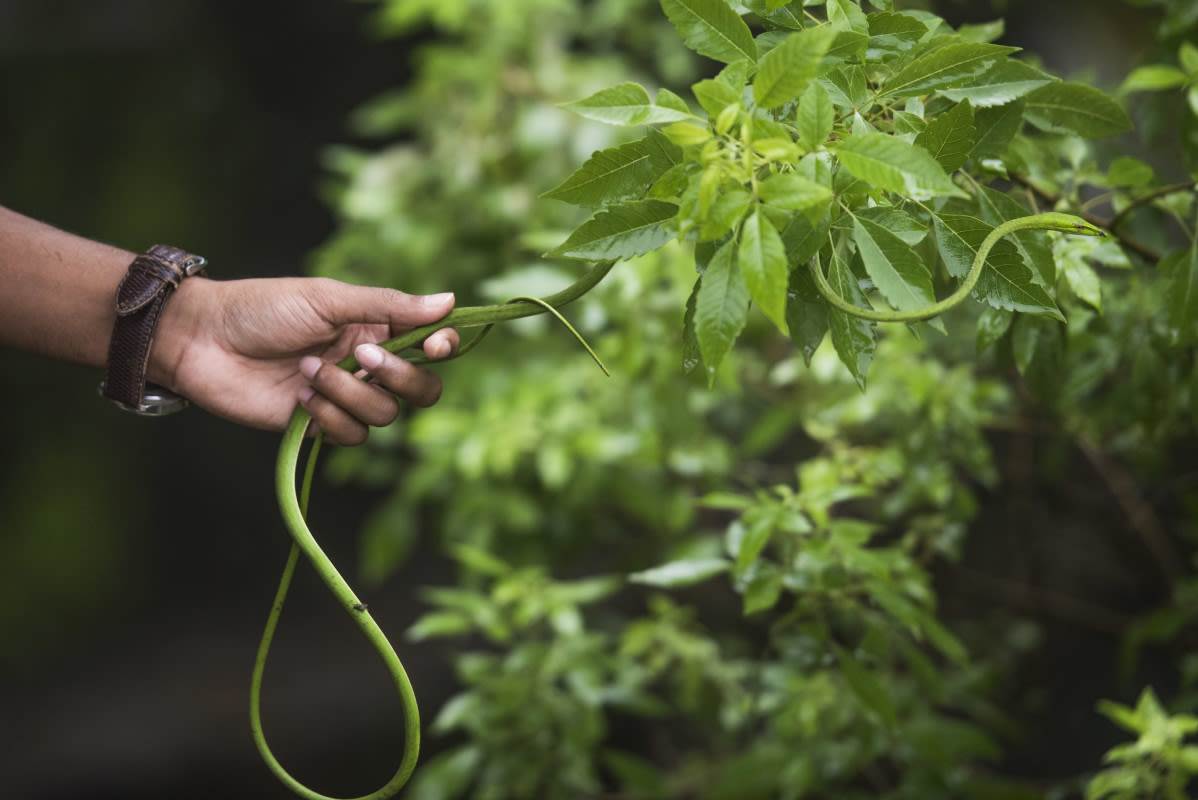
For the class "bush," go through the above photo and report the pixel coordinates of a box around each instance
[311,1,1198,797]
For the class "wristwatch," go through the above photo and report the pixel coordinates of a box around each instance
[99,244,207,415]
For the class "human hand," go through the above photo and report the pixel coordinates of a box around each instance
[151,276,459,445]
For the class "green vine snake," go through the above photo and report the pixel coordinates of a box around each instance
[249,212,1105,800]
[250,259,615,800]
[810,212,1107,322]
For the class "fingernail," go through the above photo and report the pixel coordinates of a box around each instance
[300,356,322,381]
[356,343,385,370]
[422,292,454,307]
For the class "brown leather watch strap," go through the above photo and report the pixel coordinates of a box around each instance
[100,244,207,415]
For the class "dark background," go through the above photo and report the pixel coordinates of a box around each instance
[0,2,441,797]
[0,1,1158,798]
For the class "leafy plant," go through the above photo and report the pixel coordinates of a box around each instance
[304,1,1198,798]
[1087,688,1198,800]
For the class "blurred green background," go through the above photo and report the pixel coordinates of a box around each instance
[0,0,1164,798]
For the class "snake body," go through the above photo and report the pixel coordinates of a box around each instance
[250,260,614,800]
[250,213,1104,800]
[811,212,1106,322]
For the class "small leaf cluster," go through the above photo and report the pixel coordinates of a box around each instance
[404,545,626,800]
[547,0,1133,386]
[1087,688,1198,800]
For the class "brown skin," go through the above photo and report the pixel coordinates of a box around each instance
[0,205,459,445]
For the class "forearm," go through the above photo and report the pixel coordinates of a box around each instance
[0,205,135,368]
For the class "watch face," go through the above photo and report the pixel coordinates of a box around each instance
[136,384,190,415]
[99,382,189,416]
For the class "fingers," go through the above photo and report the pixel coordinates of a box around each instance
[297,344,444,446]
[309,279,455,331]
[423,326,460,360]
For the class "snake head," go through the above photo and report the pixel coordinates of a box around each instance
[1038,212,1109,238]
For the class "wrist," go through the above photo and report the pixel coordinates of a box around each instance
[147,273,214,395]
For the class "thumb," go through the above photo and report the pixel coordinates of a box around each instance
[309,279,455,330]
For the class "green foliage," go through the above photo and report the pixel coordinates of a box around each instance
[1087,689,1198,800]
[312,0,1198,798]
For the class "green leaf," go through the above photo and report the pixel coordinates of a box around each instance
[1120,64,1189,93]
[787,267,829,365]
[660,0,756,65]
[753,26,837,109]
[743,568,784,615]
[932,213,1064,320]
[939,60,1053,107]
[450,543,510,576]
[1166,239,1198,346]
[561,82,693,125]
[1096,698,1144,735]
[550,199,678,259]
[834,644,897,727]
[739,208,790,333]
[914,98,976,172]
[695,239,751,372]
[866,11,929,60]
[662,121,713,147]
[1107,156,1154,188]
[857,206,927,245]
[714,59,753,89]
[826,0,869,35]
[407,747,481,799]
[699,184,753,241]
[824,64,870,109]
[927,212,982,277]
[1179,745,1198,772]
[1182,41,1198,75]
[628,557,730,587]
[1023,82,1133,138]
[852,215,936,314]
[821,31,868,70]
[407,611,474,641]
[735,517,774,570]
[1061,250,1103,311]
[797,81,835,152]
[882,42,1019,99]
[757,173,833,214]
[976,186,1056,283]
[824,252,877,388]
[958,19,1005,43]
[976,306,1014,353]
[835,132,968,200]
[693,78,742,118]
[657,87,692,116]
[543,138,664,206]
[916,610,969,666]
[969,99,1025,159]
[681,278,704,374]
